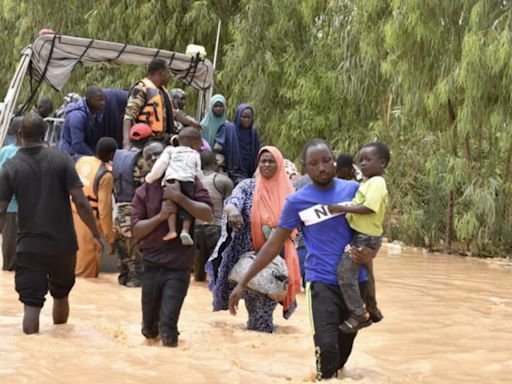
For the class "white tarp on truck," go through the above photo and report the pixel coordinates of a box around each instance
[31,34,214,91]
[0,34,214,145]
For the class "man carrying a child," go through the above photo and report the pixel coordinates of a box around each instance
[131,128,213,347]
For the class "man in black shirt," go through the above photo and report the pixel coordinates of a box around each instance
[0,114,102,334]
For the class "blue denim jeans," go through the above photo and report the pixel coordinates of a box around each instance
[141,264,191,339]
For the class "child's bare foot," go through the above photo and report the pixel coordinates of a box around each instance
[163,231,178,241]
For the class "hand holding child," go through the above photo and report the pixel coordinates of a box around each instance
[350,245,378,264]
[163,181,183,204]
[327,204,347,214]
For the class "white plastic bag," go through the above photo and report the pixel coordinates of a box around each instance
[229,251,288,302]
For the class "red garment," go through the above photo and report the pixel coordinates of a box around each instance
[250,146,301,312]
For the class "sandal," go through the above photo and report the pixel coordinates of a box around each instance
[339,313,372,334]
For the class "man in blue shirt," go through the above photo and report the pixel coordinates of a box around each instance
[0,117,22,270]
[229,138,378,380]
[59,86,105,159]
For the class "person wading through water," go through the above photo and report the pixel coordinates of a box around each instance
[0,114,102,334]
[228,139,379,380]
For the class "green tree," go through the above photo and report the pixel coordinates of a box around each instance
[2,0,512,256]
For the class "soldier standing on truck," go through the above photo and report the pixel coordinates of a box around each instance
[122,59,175,149]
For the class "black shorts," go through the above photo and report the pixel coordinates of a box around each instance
[15,252,76,308]
[166,179,195,222]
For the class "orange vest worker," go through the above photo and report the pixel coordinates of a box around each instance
[73,156,114,277]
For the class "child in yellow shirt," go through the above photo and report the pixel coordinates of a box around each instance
[328,142,390,333]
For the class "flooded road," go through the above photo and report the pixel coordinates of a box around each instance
[1,243,511,383]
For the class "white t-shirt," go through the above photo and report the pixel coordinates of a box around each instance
[145,145,201,184]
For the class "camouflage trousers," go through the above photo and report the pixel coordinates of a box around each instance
[114,203,142,286]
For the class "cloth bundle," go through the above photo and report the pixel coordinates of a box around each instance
[229,251,288,302]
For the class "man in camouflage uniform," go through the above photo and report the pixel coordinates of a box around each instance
[113,124,164,287]
[122,58,175,149]
[113,163,147,287]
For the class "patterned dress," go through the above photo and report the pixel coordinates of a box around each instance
[206,178,278,333]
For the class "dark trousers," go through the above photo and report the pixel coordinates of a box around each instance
[337,232,381,316]
[2,212,18,271]
[141,264,190,339]
[309,281,368,380]
[193,224,221,281]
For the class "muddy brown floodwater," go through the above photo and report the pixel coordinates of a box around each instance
[1,242,511,383]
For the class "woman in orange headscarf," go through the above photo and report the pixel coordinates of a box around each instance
[206,146,301,332]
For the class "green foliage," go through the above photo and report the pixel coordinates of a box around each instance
[1,0,512,256]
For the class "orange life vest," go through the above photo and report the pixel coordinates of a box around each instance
[135,78,170,134]
[74,156,112,216]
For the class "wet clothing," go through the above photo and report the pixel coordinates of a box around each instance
[0,145,81,255]
[277,178,370,379]
[59,98,103,157]
[337,232,381,316]
[15,251,76,308]
[341,175,387,318]
[141,265,190,340]
[215,104,260,184]
[2,213,17,271]
[132,180,212,342]
[0,145,81,308]
[206,179,278,333]
[250,146,301,314]
[307,281,368,380]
